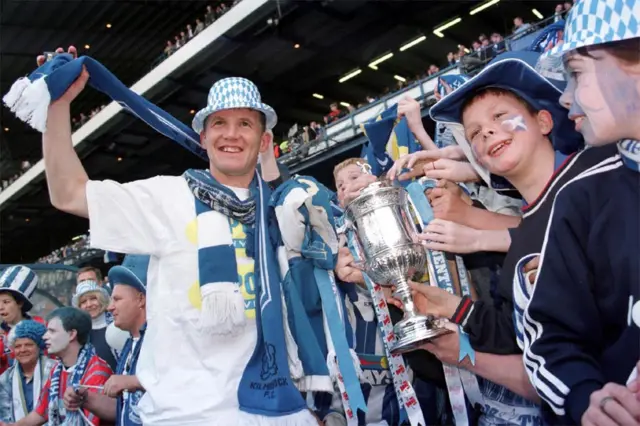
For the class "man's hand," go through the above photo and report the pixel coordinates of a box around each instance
[419,219,482,254]
[103,375,137,398]
[342,174,377,205]
[335,247,364,285]
[582,382,640,426]
[427,185,472,224]
[63,387,87,411]
[408,281,461,319]
[37,46,89,106]
[397,95,423,132]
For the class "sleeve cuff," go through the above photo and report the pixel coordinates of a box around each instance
[450,295,474,326]
[565,380,604,424]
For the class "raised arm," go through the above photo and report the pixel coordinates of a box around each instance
[39,46,90,218]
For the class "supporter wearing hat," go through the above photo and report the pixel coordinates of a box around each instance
[0,266,45,376]
[38,50,318,422]
[65,255,149,426]
[521,0,640,424]
[72,280,119,372]
[0,320,55,423]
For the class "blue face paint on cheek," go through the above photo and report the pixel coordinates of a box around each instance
[501,114,527,132]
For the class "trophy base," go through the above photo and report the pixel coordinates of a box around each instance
[390,315,452,355]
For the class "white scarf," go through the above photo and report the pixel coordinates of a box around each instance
[11,358,44,421]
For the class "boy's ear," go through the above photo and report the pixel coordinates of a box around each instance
[537,110,554,136]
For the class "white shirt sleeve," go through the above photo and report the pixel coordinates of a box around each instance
[86,176,181,256]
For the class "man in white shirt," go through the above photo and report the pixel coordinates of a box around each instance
[36,47,317,426]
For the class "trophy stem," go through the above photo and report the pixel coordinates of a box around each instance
[392,277,417,317]
[389,277,453,355]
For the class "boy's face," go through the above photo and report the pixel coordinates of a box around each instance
[561,50,640,146]
[335,164,363,208]
[462,93,551,177]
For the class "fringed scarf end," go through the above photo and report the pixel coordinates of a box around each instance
[3,77,51,133]
[199,282,246,334]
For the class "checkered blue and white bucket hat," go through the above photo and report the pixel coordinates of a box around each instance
[0,265,38,312]
[538,0,640,75]
[192,77,277,133]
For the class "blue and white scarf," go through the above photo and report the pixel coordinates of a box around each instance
[48,343,95,426]
[271,177,368,423]
[182,169,312,424]
[3,54,207,161]
[115,325,146,426]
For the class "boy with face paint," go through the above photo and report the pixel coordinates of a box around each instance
[0,308,113,426]
[522,1,640,424]
[392,50,623,424]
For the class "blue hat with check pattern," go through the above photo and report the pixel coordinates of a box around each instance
[538,0,640,76]
[192,77,277,133]
[0,265,38,312]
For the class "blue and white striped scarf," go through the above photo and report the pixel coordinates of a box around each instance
[48,343,95,426]
[182,168,311,422]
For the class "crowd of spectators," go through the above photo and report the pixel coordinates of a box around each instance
[37,234,91,264]
[277,3,569,159]
[162,1,241,59]
[0,161,33,193]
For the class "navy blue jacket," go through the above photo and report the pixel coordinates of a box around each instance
[523,149,639,424]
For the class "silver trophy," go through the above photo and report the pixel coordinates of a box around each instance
[345,172,451,354]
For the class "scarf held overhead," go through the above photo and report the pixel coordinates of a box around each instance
[3,54,207,161]
[183,169,313,424]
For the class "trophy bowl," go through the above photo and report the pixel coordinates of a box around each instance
[345,180,451,354]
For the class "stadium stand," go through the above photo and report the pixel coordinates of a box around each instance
[1,0,565,264]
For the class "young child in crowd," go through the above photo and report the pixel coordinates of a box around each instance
[522,1,640,424]
[328,158,448,426]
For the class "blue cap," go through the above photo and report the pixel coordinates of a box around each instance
[430,50,583,155]
[108,255,150,294]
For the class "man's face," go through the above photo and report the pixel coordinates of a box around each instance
[514,18,523,26]
[335,164,364,208]
[462,94,552,178]
[13,338,39,366]
[108,285,144,331]
[77,270,98,284]
[560,50,640,146]
[44,317,72,355]
[200,108,270,185]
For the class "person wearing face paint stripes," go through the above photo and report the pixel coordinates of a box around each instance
[522,1,640,425]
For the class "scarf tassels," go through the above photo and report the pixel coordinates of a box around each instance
[4,77,51,133]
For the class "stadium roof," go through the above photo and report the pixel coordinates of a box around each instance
[0,0,556,262]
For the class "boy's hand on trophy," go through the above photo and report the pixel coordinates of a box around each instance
[335,247,365,285]
[418,219,482,254]
[382,286,403,310]
[426,184,471,224]
[342,174,377,205]
[419,324,460,366]
[408,281,461,319]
